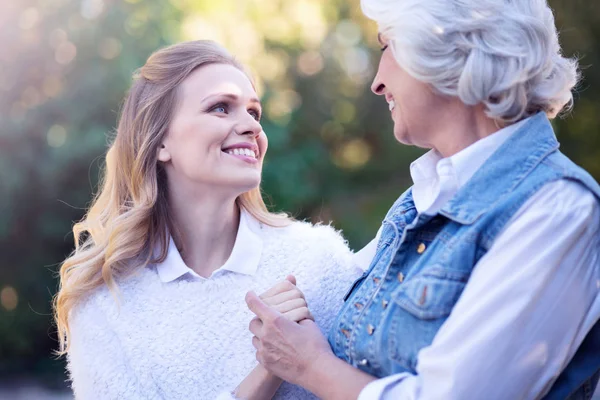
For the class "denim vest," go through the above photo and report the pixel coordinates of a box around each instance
[329,113,600,399]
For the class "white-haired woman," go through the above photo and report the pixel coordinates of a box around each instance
[53,41,361,399]
[247,1,600,399]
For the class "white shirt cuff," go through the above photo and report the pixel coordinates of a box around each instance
[358,373,410,400]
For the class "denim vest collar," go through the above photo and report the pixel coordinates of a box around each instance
[440,112,559,225]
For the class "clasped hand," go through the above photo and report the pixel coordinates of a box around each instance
[246,275,333,386]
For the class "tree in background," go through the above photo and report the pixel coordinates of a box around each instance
[0,0,598,385]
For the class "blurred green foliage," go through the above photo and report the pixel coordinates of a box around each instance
[0,0,598,386]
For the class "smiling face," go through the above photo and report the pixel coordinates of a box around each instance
[371,33,452,149]
[157,63,267,198]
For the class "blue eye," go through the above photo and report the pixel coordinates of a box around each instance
[249,109,261,121]
[211,103,228,114]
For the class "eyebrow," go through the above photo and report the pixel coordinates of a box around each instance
[201,92,261,106]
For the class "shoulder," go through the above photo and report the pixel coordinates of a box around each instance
[259,220,353,270]
[521,179,599,220]
[262,220,350,251]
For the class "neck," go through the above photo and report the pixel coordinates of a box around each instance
[167,186,240,278]
[430,103,500,158]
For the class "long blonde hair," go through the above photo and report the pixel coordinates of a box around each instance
[53,40,290,355]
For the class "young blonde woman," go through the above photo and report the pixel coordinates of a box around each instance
[53,40,360,399]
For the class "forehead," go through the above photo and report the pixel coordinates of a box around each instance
[179,63,257,101]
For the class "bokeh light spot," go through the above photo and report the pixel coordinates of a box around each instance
[81,0,105,20]
[332,139,372,170]
[335,20,362,47]
[297,51,324,76]
[255,51,288,82]
[22,87,42,108]
[47,125,67,148]
[266,90,302,126]
[1,286,18,311]
[98,38,123,60]
[43,76,63,98]
[333,100,356,124]
[55,42,77,65]
[19,8,40,30]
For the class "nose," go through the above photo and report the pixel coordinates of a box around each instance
[235,113,262,137]
[370,57,387,96]
[370,71,386,96]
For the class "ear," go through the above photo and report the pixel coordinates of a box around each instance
[157,144,171,163]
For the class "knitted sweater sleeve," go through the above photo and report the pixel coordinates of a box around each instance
[305,225,364,334]
[67,296,157,400]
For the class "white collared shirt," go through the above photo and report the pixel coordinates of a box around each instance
[357,118,600,400]
[156,210,263,282]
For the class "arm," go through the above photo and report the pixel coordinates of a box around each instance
[222,275,313,400]
[248,181,600,400]
[246,293,377,399]
[67,298,153,399]
[358,181,600,399]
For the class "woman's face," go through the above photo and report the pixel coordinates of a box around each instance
[370,34,451,149]
[158,63,267,198]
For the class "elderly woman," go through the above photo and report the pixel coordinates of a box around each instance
[246,0,600,399]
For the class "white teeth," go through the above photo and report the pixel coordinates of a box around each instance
[388,99,395,111]
[225,148,257,158]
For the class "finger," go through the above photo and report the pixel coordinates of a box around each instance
[283,307,313,323]
[263,289,304,307]
[259,280,295,299]
[285,274,296,286]
[246,291,280,322]
[249,317,263,336]
[274,298,307,315]
[252,336,260,350]
[299,318,317,327]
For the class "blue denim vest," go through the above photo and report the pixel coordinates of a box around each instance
[329,113,600,399]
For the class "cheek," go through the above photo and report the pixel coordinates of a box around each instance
[379,51,401,83]
[258,132,268,156]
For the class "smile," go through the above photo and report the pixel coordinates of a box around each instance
[388,99,395,111]
[221,143,260,164]
[224,148,257,159]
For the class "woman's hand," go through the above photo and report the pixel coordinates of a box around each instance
[259,275,314,323]
[246,290,333,387]
[229,275,311,400]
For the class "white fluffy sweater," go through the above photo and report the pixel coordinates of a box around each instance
[67,220,360,399]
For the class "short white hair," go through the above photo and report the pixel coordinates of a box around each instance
[361,0,580,123]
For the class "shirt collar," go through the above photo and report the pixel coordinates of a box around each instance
[155,209,263,283]
[409,117,531,214]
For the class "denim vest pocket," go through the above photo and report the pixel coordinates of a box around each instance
[386,266,469,371]
[393,266,469,319]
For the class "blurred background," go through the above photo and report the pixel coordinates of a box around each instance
[0,0,599,398]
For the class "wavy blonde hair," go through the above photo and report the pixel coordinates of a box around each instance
[53,40,290,355]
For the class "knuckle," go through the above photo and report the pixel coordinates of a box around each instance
[283,281,294,290]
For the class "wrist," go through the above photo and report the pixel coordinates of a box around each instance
[255,364,282,382]
[299,351,338,394]
[301,353,377,400]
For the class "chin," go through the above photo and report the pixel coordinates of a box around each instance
[393,129,412,146]
[233,174,262,193]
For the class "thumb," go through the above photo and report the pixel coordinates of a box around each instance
[285,274,297,286]
[246,290,279,321]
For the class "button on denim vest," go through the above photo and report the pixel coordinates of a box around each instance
[329,113,600,399]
